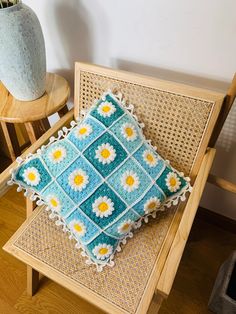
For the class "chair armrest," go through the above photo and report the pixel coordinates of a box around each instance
[156,147,216,297]
[0,109,74,197]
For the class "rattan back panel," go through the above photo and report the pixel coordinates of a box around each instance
[75,63,224,178]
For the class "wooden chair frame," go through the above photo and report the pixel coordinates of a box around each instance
[0,63,236,314]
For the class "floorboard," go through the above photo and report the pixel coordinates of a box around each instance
[0,188,235,314]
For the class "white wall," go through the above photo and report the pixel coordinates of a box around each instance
[24,0,236,219]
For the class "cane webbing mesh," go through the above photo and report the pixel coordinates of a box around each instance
[14,205,180,313]
[78,71,214,177]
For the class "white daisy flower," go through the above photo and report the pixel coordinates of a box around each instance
[95,143,116,165]
[97,101,116,117]
[23,167,40,186]
[92,243,113,260]
[142,150,158,167]
[165,172,181,192]
[121,170,140,192]
[47,195,61,212]
[68,169,89,191]
[117,219,133,234]
[92,196,115,218]
[76,123,93,140]
[48,146,67,164]
[144,197,161,214]
[121,123,137,142]
[69,219,86,237]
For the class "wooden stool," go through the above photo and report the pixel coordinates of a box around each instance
[0,73,70,161]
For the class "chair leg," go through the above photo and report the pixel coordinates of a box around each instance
[147,293,164,314]
[26,197,40,296]
[27,266,40,296]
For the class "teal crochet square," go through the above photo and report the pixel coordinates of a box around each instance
[10,91,191,271]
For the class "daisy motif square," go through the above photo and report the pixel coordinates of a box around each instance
[41,139,78,177]
[83,132,127,178]
[68,116,105,152]
[56,155,102,204]
[10,90,192,271]
[90,93,124,127]
[133,143,166,179]
[79,183,127,229]
[41,182,75,217]
[107,158,152,205]
[14,157,52,192]
[66,208,101,245]
[110,114,142,153]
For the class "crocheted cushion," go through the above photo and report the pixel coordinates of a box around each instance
[10,92,192,271]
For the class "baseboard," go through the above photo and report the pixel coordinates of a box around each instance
[197,207,236,234]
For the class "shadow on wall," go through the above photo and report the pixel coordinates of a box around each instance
[50,0,94,97]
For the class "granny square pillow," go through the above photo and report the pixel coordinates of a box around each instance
[9,91,192,271]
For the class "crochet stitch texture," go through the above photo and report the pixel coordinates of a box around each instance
[10,92,192,271]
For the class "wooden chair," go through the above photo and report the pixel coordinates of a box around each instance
[0,63,235,314]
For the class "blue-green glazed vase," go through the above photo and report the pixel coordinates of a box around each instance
[0,3,46,101]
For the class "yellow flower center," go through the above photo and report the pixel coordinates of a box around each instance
[169,177,177,187]
[79,127,87,135]
[50,198,58,208]
[98,202,109,212]
[74,223,82,232]
[102,106,111,113]
[99,247,108,255]
[28,172,36,181]
[148,202,157,210]
[146,154,154,163]
[74,174,84,186]
[122,223,130,231]
[53,150,62,160]
[125,127,133,137]
[101,148,110,159]
[126,176,134,186]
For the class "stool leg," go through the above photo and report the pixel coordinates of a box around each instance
[24,122,40,144]
[26,197,40,296]
[0,121,21,161]
[58,105,68,118]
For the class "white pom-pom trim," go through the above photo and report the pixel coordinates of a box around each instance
[8,90,192,272]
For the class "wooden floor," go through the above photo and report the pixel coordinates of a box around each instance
[0,188,236,314]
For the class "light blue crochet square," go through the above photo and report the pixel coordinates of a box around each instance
[132,184,165,216]
[105,209,140,239]
[107,158,152,205]
[11,91,191,271]
[57,155,103,204]
[68,116,105,152]
[133,143,166,179]
[66,208,101,245]
[41,182,75,217]
[110,114,143,153]
[41,139,78,178]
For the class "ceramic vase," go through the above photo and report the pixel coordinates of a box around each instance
[0,3,46,101]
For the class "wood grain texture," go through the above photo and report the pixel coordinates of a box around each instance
[210,73,236,147]
[0,122,21,161]
[156,148,216,297]
[0,73,70,123]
